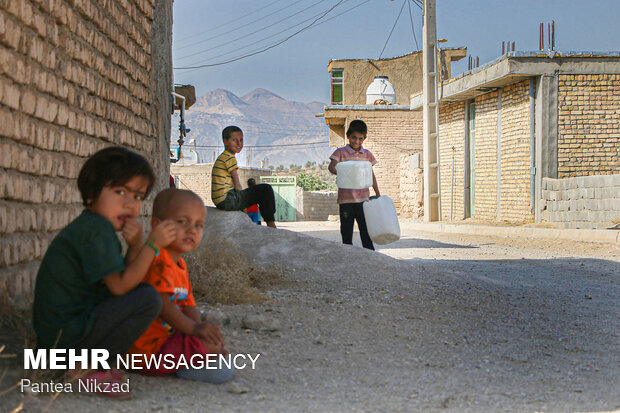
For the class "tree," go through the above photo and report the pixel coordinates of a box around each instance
[297,171,328,191]
[268,165,274,170]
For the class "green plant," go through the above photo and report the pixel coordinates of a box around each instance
[296,170,328,191]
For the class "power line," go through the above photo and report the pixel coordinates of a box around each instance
[174,0,347,70]
[191,141,328,149]
[176,0,332,61]
[378,0,407,59]
[407,0,420,51]
[179,0,363,67]
[179,0,370,73]
[175,0,287,43]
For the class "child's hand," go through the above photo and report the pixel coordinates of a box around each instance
[149,219,177,250]
[193,322,225,349]
[122,218,143,247]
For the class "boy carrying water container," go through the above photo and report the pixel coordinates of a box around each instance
[328,120,380,250]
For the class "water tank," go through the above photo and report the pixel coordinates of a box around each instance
[366,76,396,105]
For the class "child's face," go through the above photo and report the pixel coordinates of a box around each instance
[88,175,149,231]
[165,199,206,255]
[347,131,366,151]
[224,131,244,154]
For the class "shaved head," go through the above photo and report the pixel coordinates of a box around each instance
[152,188,205,220]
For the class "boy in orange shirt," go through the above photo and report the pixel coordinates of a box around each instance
[129,188,232,383]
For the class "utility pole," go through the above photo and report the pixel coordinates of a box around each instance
[422,0,441,221]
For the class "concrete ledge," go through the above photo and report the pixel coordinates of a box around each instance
[400,221,619,243]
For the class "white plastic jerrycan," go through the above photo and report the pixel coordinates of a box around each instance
[363,195,400,245]
[336,161,373,189]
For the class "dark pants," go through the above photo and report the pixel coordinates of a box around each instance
[339,202,374,250]
[217,184,276,223]
[76,283,162,360]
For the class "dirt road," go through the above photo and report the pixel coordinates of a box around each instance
[3,215,619,412]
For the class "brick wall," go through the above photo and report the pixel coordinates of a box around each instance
[325,108,423,211]
[540,174,620,229]
[0,0,172,303]
[438,101,466,220]
[171,164,272,207]
[296,187,338,221]
[558,74,620,177]
[437,81,533,223]
[499,81,532,223]
[473,91,499,220]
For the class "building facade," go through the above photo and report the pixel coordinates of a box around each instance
[411,52,620,228]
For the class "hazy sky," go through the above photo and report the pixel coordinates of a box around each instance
[172,0,619,104]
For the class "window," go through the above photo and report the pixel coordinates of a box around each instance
[331,69,343,105]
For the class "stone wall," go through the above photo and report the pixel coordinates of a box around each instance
[0,0,173,303]
[324,108,423,212]
[437,81,533,223]
[557,74,620,177]
[171,164,272,207]
[540,174,620,229]
[295,187,338,221]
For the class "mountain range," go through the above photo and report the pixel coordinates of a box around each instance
[173,88,331,168]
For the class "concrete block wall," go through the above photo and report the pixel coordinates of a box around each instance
[171,164,272,207]
[295,187,338,221]
[438,101,466,220]
[540,174,620,228]
[0,0,172,303]
[399,153,423,218]
[557,74,620,177]
[327,109,423,212]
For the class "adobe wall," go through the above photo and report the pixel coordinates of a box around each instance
[0,0,173,304]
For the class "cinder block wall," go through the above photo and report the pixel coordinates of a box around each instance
[0,0,172,303]
[540,174,620,228]
[558,74,620,177]
[438,101,466,220]
[328,109,423,211]
[171,164,272,207]
[437,81,533,223]
[295,187,338,221]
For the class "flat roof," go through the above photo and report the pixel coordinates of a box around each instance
[328,47,466,64]
[410,51,620,109]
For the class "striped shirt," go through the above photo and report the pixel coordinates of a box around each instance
[211,151,238,205]
[329,144,377,204]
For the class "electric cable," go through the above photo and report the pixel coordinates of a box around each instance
[177,0,366,67]
[407,0,420,51]
[175,0,370,73]
[378,0,407,59]
[174,0,347,70]
[175,0,286,43]
[176,0,332,61]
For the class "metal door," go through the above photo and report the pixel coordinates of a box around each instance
[468,103,476,217]
[259,176,297,222]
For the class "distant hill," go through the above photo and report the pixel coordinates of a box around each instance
[174,88,331,168]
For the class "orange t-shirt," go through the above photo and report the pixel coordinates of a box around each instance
[129,249,196,358]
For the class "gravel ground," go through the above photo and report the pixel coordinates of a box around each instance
[2,212,619,412]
